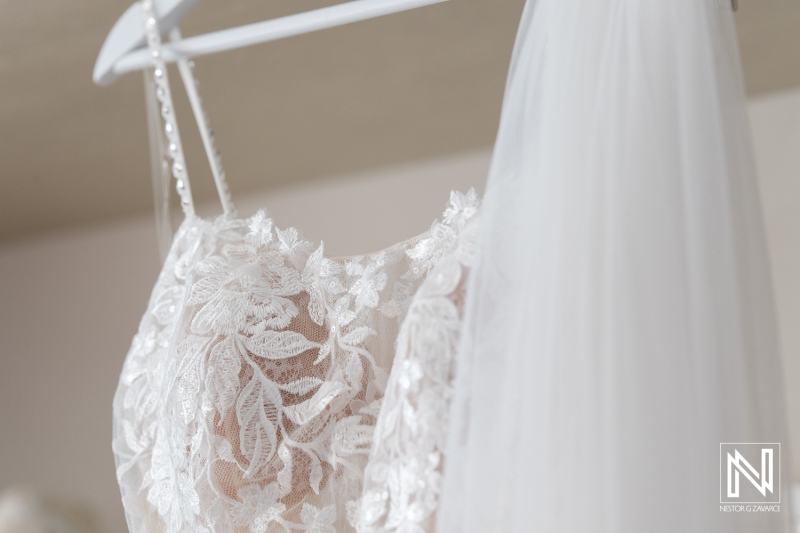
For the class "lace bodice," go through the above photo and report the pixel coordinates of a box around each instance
[113,191,480,533]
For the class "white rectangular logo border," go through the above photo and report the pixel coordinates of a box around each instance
[719,442,781,504]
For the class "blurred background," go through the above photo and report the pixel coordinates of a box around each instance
[0,0,799,531]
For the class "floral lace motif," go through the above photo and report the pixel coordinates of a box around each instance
[112,190,480,533]
[357,194,479,533]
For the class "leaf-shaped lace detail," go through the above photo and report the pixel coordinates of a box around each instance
[208,338,241,417]
[309,450,324,495]
[243,330,320,359]
[237,372,282,478]
[340,326,376,347]
[279,376,325,396]
[284,381,348,426]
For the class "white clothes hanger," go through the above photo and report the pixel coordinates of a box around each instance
[94,0,447,86]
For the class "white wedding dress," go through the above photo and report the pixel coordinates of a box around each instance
[113,2,479,532]
[113,0,795,532]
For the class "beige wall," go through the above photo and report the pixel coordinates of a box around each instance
[0,87,798,532]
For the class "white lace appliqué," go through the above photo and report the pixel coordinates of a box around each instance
[358,191,480,533]
[113,190,480,533]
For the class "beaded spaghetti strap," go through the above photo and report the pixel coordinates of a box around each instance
[140,0,236,221]
[172,29,236,217]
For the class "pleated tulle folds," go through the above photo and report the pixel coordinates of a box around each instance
[437,0,794,532]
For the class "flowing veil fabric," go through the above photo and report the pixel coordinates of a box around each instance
[437,1,794,532]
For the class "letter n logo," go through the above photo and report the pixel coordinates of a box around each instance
[720,443,780,504]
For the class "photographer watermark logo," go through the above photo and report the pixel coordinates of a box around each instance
[719,443,781,512]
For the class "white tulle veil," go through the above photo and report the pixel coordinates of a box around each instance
[437,0,794,531]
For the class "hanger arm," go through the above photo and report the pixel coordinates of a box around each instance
[94,0,200,86]
[96,0,447,87]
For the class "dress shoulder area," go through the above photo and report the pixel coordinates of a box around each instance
[112,189,480,533]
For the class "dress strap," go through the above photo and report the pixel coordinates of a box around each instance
[172,30,236,217]
[140,0,236,220]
